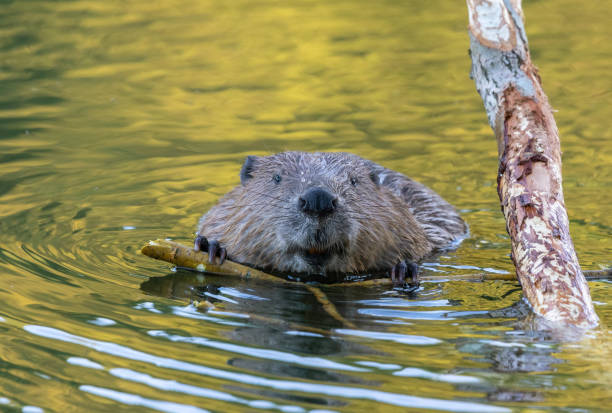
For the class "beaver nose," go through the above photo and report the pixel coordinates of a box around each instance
[298,187,338,216]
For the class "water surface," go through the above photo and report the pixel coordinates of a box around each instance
[0,0,611,412]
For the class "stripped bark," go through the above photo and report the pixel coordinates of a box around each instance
[467,0,598,328]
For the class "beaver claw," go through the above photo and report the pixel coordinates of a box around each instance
[194,235,227,265]
[390,260,419,288]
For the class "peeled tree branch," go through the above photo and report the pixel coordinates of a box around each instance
[141,239,523,284]
[141,239,611,284]
[467,0,598,328]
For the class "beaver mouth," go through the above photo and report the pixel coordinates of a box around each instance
[297,243,347,267]
[302,247,333,266]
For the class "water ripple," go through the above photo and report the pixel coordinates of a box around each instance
[110,368,310,413]
[148,330,367,372]
[26,325,508,412]
[354,298,450,307]
[393,367,481,384]
[358,308,489,320]
[66,357,104,370]
[80,385,210,413]
[335,329,441,345]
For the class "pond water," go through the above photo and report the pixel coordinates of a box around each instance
[1,0,611,411]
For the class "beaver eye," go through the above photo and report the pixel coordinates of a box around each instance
[273,174,282,184]
[350,177,358,187]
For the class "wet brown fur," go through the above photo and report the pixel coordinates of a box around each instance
[197,152,467,276]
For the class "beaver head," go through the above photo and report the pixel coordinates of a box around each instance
[241,151,380,271]
[199,152,431,276]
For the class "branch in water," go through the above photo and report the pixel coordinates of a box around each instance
[467,0,599,328]
[143,239,610,284]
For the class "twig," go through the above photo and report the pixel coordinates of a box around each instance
[142,239,612,286]
[305,285,357,328]
[142,239,288,283]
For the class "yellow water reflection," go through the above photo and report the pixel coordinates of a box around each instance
[0,0,610,411]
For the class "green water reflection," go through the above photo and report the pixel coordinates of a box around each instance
[0,0,610,412]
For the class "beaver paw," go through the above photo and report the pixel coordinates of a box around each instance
[390,260,419,288]
[194,235,227,265]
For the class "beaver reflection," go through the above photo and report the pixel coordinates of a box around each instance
[141,271,368,328]
[140,271,377,356]
[140,272,563,404]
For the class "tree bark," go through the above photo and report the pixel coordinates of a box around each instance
[467,0,598,328]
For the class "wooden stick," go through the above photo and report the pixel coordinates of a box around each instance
[467,0,599,328]
[141,239,289,284]
[141,239,514,284]
[142,239,611,285]
[305,285,357,329]
[143,239,358,328]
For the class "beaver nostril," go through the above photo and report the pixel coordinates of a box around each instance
[298,197,307,211]
[299,187,337,216]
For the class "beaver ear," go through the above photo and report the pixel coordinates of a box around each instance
[369,170,380,187]
[240,155,258,185]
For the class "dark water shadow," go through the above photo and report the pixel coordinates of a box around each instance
[140,270,590,406]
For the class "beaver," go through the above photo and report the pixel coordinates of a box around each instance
[194,152,467,285]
